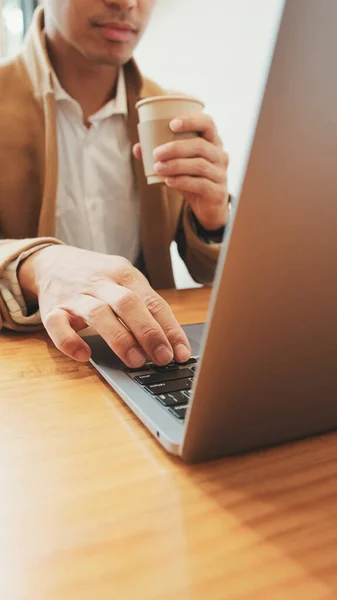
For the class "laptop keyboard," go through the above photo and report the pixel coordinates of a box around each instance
[125,357,199,421]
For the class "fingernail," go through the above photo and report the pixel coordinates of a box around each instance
[170,118,183,131]
[154,161,164,173]
[127,348,146,368]
[74,348,90,362]
[154,345,174,365]
[174,344,191,363]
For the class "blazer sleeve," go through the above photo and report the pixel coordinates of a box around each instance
[0,238,62,331]
[175,204,222,285]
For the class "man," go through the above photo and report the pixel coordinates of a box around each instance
[0,0,229,369]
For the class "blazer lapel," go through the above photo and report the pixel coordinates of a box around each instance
[21,8,59,237]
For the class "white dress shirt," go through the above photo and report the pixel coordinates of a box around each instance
[54,68,140,262]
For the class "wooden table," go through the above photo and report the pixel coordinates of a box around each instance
[1,287,337,600]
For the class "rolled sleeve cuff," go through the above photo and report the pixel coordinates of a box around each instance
[0,243,53,325]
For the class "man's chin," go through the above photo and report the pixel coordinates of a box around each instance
[84,47,133,67]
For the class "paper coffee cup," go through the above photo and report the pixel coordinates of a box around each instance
[136,95,205,185]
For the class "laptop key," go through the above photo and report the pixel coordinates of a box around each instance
[176,357,199,365]
[150,362,179,372]
[168,404,188,420]
[125,364,153,373]
[145,378,192,395]
[135,368,193,385]
[170,391,190,404]
[156,391,189,407]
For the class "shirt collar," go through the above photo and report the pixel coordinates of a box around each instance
[52,67,128,121]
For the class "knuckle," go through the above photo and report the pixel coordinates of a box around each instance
[108,327,133,350]
[144,294,167,317]
[163,322,183,341]
[114,262,136,286]
[86,302,110,323]
[138,324,162,344]
[114,289,138,314]
[199,179,209,195]
[196,159,209,177]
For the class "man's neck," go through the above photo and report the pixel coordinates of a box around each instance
[45,32,119,125]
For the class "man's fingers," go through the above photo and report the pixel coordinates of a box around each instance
[62,294,147,369]
[96,283,175,366]
[43,308,91,362]
[154,157,225,184]
[96,268,191,364]
[170,114,223,146]
[154,137,223,164]
[166,175,222,201]
[109,265,191,362]
[142,290,191,363]
[112,266,191,363]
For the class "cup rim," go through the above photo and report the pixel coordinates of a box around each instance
[136,94,205,110]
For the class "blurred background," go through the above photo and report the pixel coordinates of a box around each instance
[0,0,284,287]
[0,0,37,57]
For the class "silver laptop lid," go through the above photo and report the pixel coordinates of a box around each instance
[182,0,337,462]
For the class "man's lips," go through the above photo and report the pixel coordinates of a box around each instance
[96,22,137,42]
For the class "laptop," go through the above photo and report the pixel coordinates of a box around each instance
[85,0,337,462]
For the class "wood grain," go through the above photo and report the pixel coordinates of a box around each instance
[1,287,337,600]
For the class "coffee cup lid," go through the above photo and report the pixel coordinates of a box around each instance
[136,95,205,110]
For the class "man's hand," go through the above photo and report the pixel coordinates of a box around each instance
[18,245,191,367]
[133,114,229,231]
